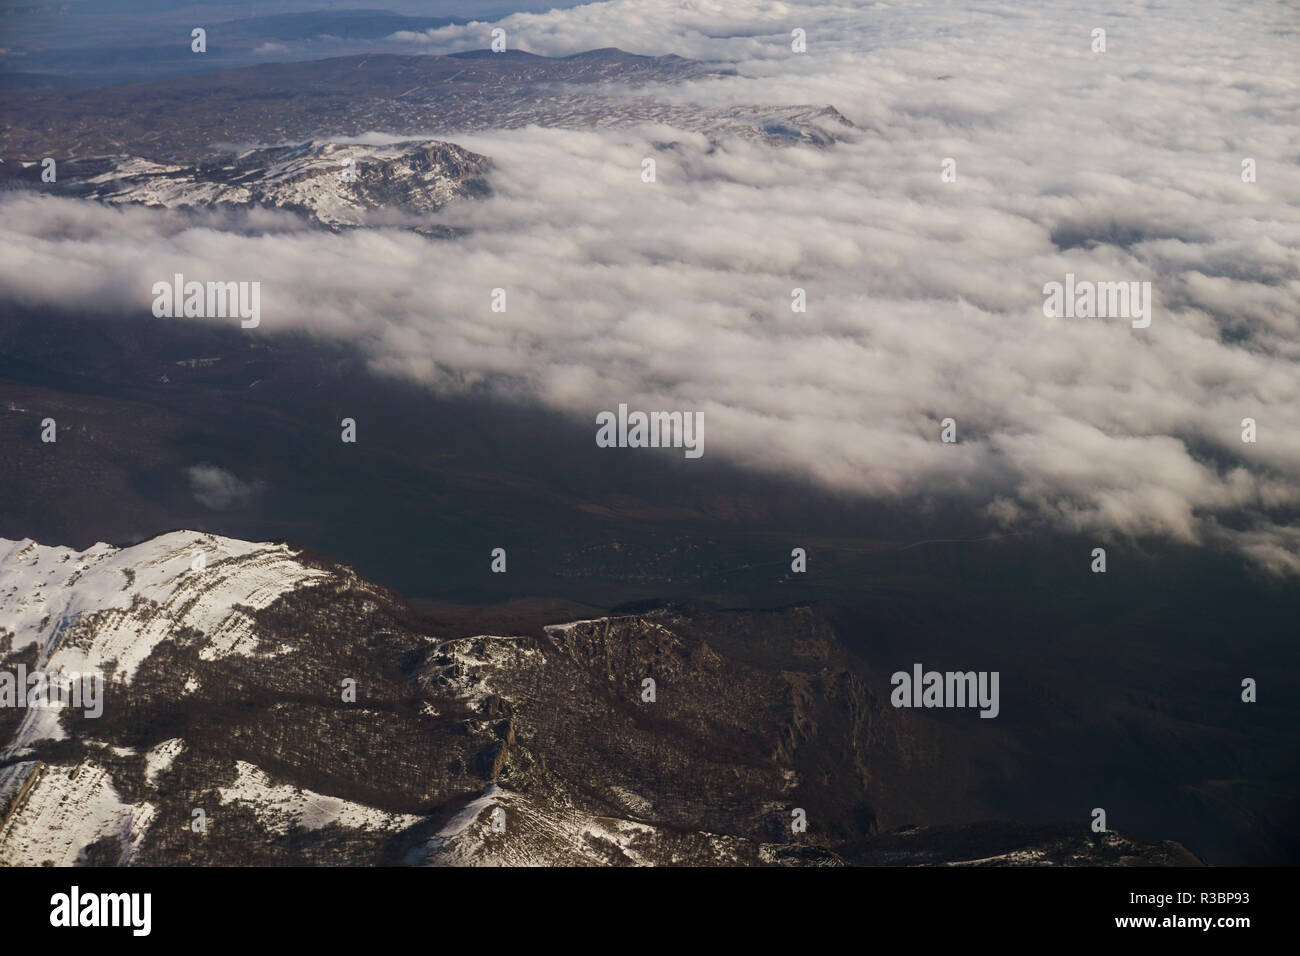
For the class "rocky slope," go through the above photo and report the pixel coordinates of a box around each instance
[0,531,1200,866]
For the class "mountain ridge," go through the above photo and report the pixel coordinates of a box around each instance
[1,138,492,228]
[0,529,1201,866]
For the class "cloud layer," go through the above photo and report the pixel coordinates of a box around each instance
[3,0,1299,570]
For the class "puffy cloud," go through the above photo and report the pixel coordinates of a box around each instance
[186,466,265,511]
[3,0,1299,570]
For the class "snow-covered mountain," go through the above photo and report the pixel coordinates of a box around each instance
[29,139,491,228]
[0,531,1200,866]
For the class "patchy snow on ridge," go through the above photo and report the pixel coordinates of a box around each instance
[68,139,492,228]
[0,760,155,866]
[409,785,700,867]
[426,635,539,709]
[0,530,329,755]
[218,760,424,836]
[144,737,186,786]
[542,616,614,635]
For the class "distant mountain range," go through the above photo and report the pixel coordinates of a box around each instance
[0,49,852,165]
[0,530,1200,866]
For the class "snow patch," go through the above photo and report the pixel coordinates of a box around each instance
[218,760,423,836]
[0,760,155,866]
[145,738,185,786]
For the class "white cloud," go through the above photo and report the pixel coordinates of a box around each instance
[187,466,265,511]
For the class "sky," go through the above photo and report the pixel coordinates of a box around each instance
[2,0,1299,571]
